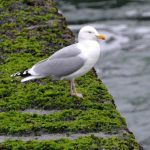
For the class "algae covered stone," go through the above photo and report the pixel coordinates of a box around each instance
[0,0,143,149]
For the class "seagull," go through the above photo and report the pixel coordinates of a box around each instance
[11,26,106,98]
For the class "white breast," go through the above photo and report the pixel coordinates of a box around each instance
[63,40,100,80]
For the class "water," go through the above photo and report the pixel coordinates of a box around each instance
[56,0,150,149]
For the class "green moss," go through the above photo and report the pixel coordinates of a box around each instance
[0,0,142,149]
[0,108,126,135]
[0,70,113,111]
[0,135,141,150]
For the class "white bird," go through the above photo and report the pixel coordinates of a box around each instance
[11,26,106,98]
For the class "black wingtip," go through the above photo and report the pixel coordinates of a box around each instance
[11,70,31,77]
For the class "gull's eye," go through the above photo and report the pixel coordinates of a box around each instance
[88,31,92,33]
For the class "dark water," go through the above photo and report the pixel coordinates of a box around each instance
[56,0,150,149]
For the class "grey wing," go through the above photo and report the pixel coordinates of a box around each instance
[29,44,85,78]
[49,44,81,60]
[30,56,85,78]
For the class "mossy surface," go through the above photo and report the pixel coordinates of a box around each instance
[0,70,113,111]
[0,108,126,135]
[0,0,142,149]
[0,135,141,150]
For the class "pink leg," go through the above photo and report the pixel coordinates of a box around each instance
[70,79,83,98]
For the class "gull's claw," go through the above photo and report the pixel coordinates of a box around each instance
[70,92,83,99]
[76,93,83,98]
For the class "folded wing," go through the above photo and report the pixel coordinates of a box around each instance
[28,44,85,79]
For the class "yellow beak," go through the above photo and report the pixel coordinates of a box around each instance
[96,34,106,40]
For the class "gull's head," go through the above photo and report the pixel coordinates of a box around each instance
[78,26,106,42]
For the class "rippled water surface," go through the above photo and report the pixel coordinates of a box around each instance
[56,0,150,149]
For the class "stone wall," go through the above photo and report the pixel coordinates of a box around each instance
[0,0,143,149]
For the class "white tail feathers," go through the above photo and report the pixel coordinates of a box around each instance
[21,76,43,82]
[11,70,44,82]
